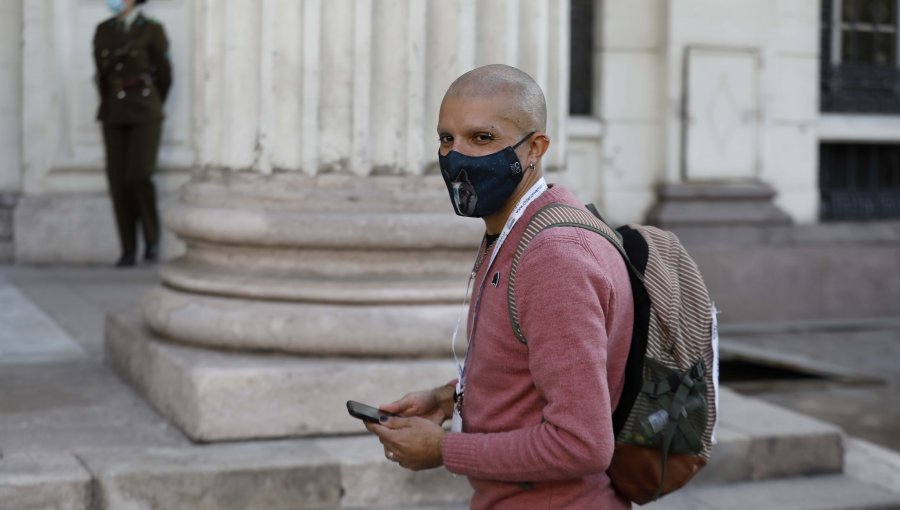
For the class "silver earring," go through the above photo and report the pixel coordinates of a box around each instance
[529,162,535,170]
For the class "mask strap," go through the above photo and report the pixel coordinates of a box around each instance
[512,131,536,149]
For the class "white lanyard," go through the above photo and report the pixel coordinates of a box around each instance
[450,178,549,385]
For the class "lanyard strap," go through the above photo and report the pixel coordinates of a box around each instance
[484,178,548,278]
[451,177,549,377]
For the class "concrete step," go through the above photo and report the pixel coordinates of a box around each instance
[5,449,898,510]
[1,437,472,510]
[0,452,91,510]
[643,474,900,510]
[0,374,890,510]
[694,387,843,485]
[3,419,892,510]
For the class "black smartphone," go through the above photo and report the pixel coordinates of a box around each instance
[346,400,398,424]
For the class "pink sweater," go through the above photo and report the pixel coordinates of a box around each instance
[442,185,633,510]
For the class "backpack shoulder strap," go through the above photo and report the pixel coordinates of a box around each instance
[507,203,642,344]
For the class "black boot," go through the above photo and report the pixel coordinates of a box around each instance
[144,243,159,263]
[116,252,136,268]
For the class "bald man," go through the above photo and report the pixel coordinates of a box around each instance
[365,65,634,509]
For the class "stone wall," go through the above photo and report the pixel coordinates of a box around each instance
[681,221,900,324]
[586,0,820,225]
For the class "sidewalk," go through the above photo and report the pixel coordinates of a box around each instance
[2,265,900,509]
[0,266,184,454]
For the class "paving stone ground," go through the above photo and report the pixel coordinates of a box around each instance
[0,267,188,456]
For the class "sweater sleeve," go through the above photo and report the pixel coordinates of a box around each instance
[442,229,625,482]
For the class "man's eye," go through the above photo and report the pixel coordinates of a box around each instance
[474,133,494,142]
[438,135,453,144]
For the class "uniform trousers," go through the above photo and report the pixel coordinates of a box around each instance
[102,121,161,256]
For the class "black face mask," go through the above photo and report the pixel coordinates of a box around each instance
[438,132,535,218]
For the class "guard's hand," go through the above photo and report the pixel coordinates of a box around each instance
[365,416,446,471]
[379,389,448,426]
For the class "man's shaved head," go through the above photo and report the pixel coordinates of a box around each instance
[443,64,547,133]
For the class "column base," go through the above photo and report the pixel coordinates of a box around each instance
[105,309,456,442]
[646,182,793,246]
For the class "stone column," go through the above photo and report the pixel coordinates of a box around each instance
[108,0,571,441]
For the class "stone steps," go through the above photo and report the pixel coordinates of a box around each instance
[642,474,900,510]
[4,406,899,510]
[694,387,843,485]
[0,452,92,510]
[4,303,897,509]
[4,448,898,510]
[395,475,900,510]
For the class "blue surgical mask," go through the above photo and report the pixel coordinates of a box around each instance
[439,132,535,217]
[107,0,125,14]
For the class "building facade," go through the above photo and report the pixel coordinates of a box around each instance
[2,0,870,264]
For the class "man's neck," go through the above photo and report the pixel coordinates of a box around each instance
[482,170,543,235]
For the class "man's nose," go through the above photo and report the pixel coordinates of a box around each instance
[444,139,470,154]
[440,142,459,156]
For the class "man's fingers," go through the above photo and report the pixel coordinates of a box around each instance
[380,394,416,415]
[367,420,406,444]
[378,416,411,430]
[379,401,404,414]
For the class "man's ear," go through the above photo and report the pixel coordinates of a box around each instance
[526,133,551,166]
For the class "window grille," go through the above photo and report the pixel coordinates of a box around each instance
[821,0,900,113]
[570,0,595,115]
[820,142,900,219]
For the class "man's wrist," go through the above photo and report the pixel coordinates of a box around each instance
[433,381,457,420]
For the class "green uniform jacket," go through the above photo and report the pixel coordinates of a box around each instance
[93,13,172,126]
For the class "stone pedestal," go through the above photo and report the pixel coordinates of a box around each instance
[107,171,480,441]
[107,309,458,441]
[647,182,793,245]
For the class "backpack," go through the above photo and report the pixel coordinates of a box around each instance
[507,202,719,505]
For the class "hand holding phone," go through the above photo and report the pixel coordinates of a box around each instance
[346,400,398,424]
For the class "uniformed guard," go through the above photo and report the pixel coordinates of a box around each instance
[93,0,172,267]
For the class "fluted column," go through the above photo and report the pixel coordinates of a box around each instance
[191,0,568,177]
[121,0,570,440]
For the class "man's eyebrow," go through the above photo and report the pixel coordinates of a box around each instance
[436,124,502,135]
